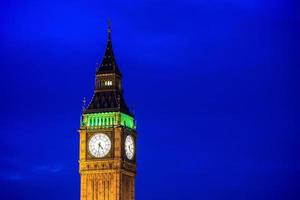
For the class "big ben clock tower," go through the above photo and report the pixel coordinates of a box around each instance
[78,24,136,200]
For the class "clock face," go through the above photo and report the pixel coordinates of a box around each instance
[125,135,135,160]
[88,133,111,158]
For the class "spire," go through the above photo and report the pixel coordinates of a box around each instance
[83,21,133,116]
[97,20,122,76]
[107,18,112,34]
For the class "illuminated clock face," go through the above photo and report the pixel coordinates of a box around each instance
[88,133,111,158]
[125,135,135,160]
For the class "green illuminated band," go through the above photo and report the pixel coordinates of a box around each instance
[81,112,135,129]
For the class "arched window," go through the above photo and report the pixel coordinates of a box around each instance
[104,81,113,86]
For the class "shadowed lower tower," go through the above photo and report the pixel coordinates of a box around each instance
[79,23,136,200]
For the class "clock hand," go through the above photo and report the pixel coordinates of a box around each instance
[129,146,133,153]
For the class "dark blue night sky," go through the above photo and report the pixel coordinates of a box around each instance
[0,0,299,199]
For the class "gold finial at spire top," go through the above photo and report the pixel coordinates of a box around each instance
[107,18,112,33]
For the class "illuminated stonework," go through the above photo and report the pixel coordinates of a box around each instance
[81,112,136,129]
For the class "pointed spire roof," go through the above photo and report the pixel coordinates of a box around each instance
[83,21,133,116]
[97,20,122,76]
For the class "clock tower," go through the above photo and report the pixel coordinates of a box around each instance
[79,24,136,200]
